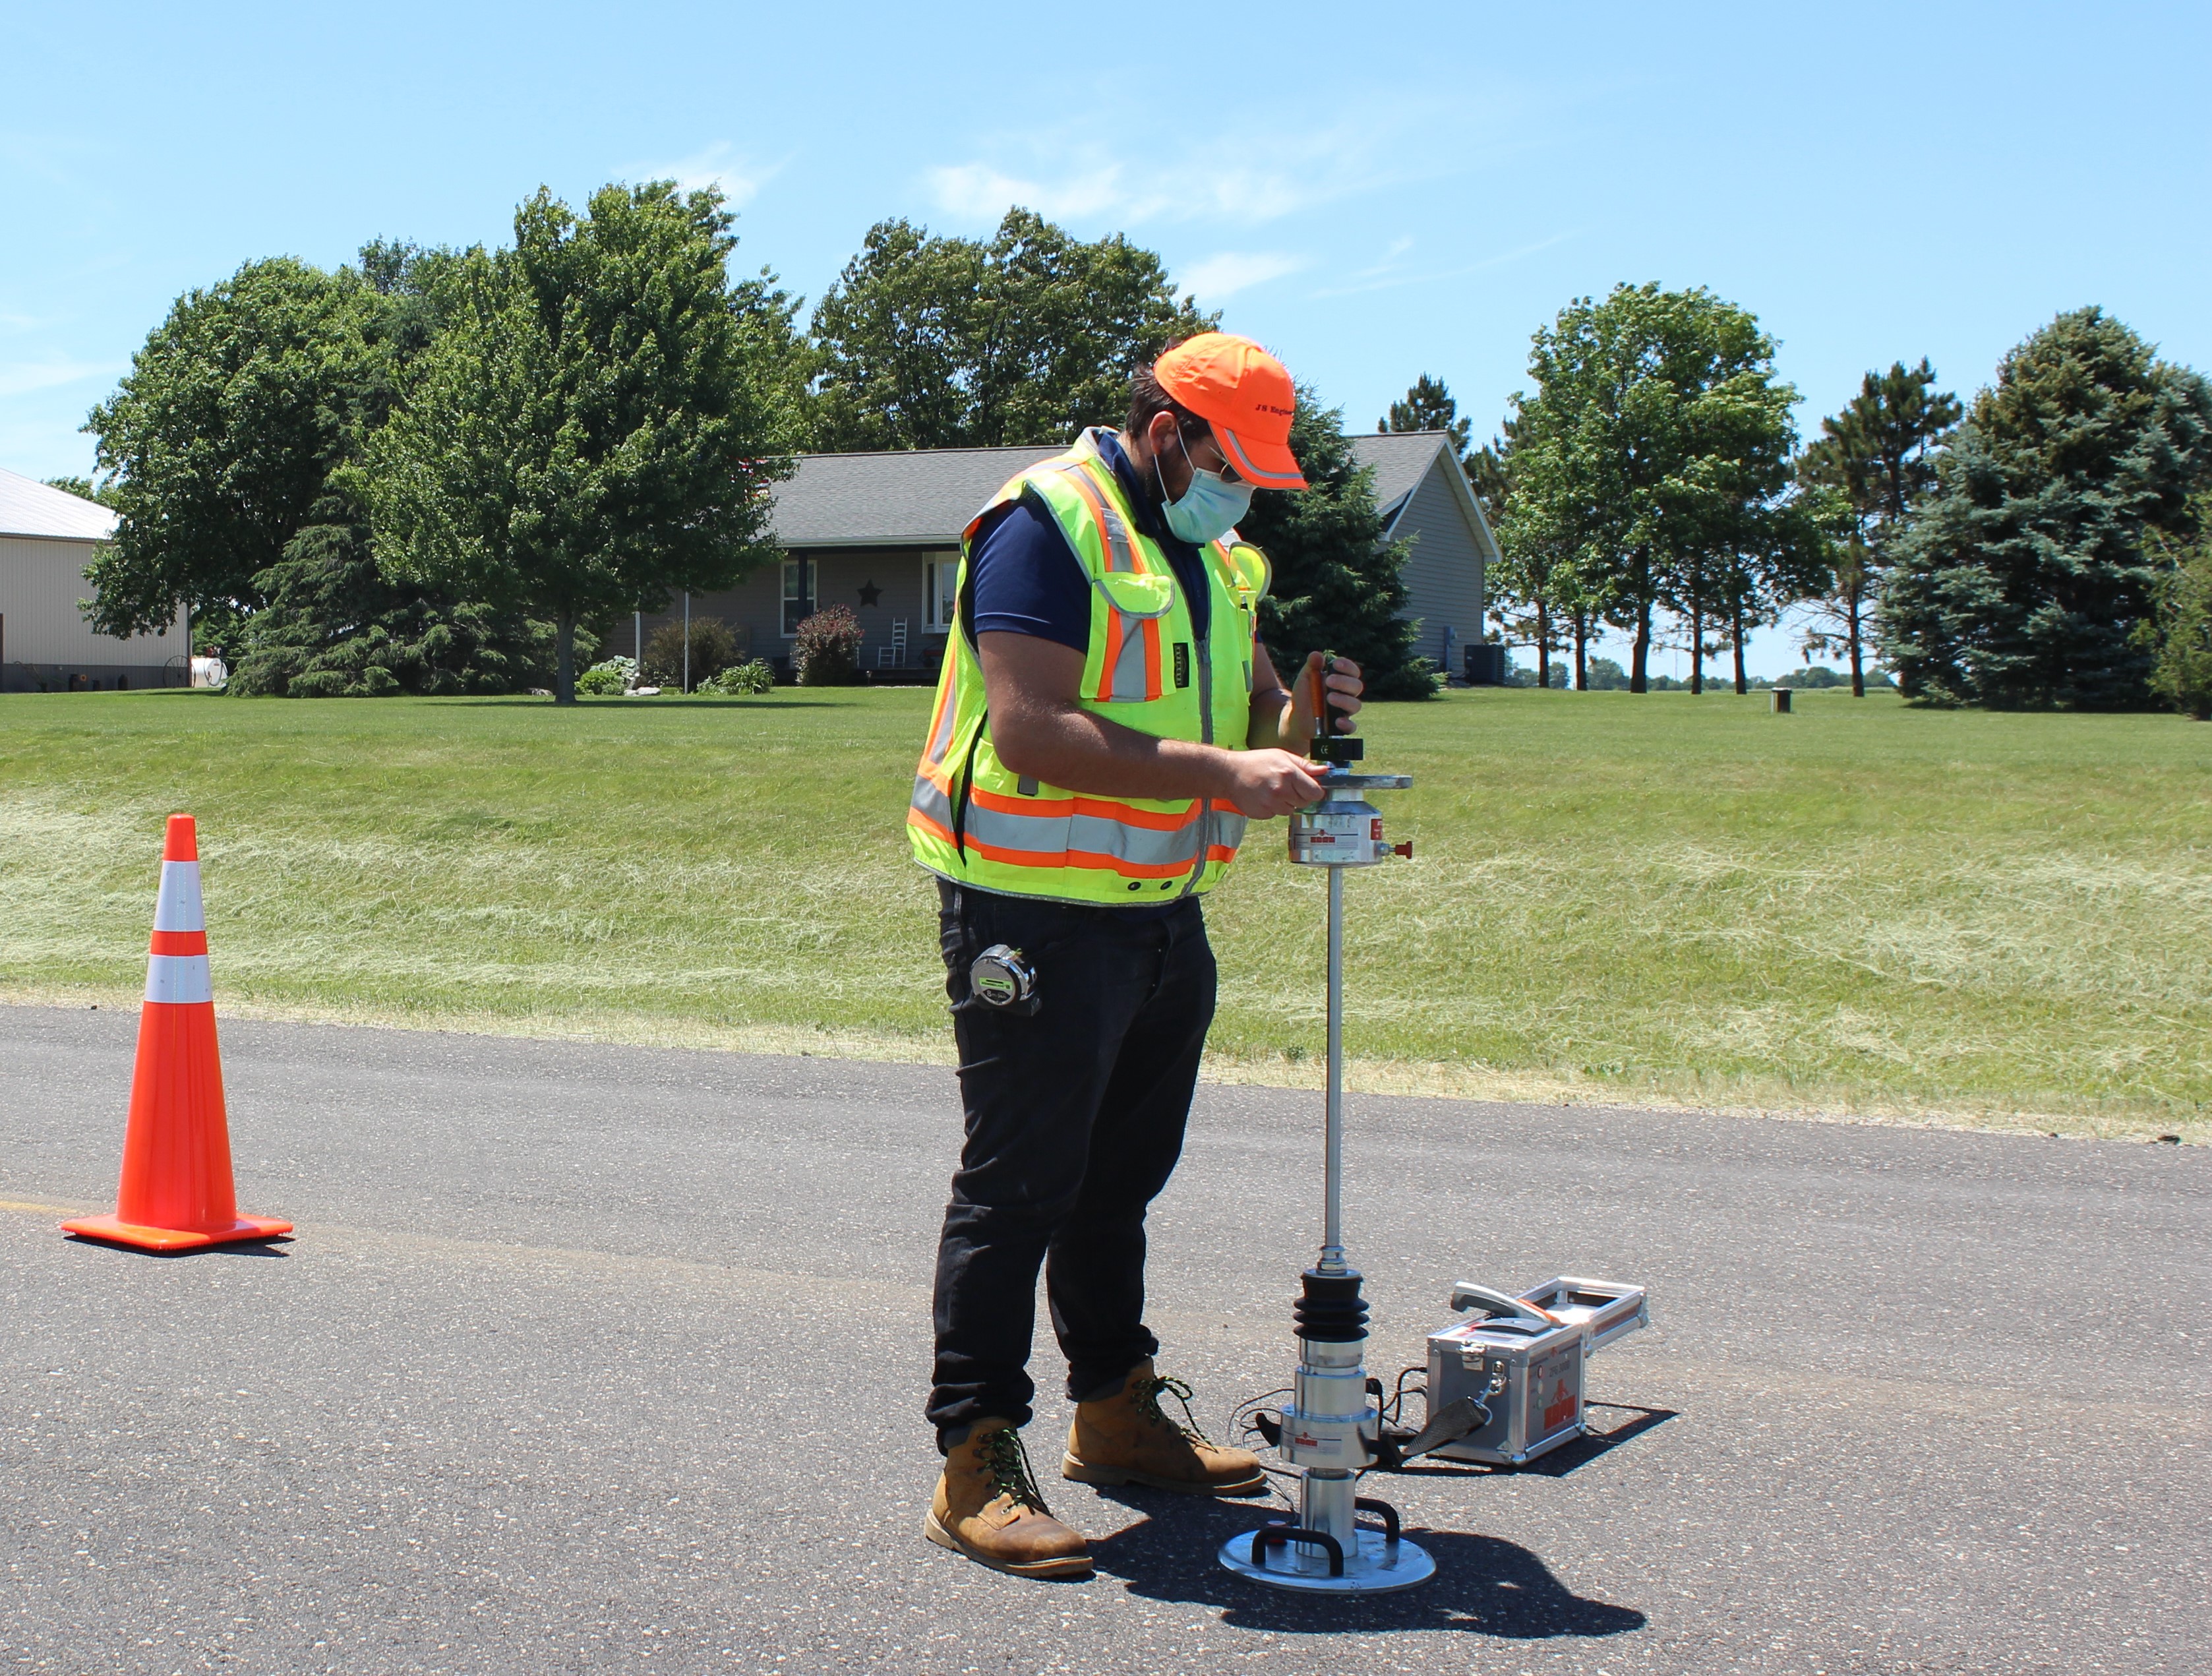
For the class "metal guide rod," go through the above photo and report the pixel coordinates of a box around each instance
[1320,862,1346,1275]
[1220,661,1433,1594]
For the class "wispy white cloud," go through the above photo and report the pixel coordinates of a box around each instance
[628,142,786,206]
[1312,232,1578,298]
[1347,237,1416,284]
[0,357,118,399]
[1178,251,1309,301]
[926,161,1134,224]
[923,100,1477,230]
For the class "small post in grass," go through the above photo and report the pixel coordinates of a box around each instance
[1770,688,1793,714]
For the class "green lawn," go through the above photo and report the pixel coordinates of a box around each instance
[1,686,2205,1136]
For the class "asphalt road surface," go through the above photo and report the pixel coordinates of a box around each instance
[2,1003,2205,1676]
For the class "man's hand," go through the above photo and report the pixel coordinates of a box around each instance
[1287,651,1364,740]
[1216,748,1326,819]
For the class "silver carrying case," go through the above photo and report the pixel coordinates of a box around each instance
[1422,1276,1649,1466]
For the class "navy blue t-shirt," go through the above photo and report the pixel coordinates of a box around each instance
[962,431,1227,918]
[965,429,1211,650]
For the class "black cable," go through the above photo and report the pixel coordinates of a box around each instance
[1390,1364,1426,1427]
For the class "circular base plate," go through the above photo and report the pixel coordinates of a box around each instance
[1218,1527,1436,1594]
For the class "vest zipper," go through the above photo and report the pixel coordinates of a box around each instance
[1178,595,1218,899]
[951,710,984,858]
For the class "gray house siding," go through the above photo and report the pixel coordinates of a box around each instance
[625,544,956,677]
[1388,464,1487,669]
[613,434,1494,684]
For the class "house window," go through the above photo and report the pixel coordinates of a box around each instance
[924,559,957,632]
[782,558,814,635]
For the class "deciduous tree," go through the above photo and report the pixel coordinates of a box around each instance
[809,209,1213,450]
[363,182,797,703]
[1507,284,1797,692]
[2145,496,2212,719]
[82,258,397,642]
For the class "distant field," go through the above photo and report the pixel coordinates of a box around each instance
[1,686,2205,1136]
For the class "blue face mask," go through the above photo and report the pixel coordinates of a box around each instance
[1157,427,1254,545]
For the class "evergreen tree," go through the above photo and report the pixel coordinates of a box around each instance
[225,491,564,698]
[1377,374,1471,460]
[1797,360,1961,694]
[1238,387,1431,700]
[1880,309,2212,706]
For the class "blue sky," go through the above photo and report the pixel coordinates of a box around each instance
[5,1,2205,675]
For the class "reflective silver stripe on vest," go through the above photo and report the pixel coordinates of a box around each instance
[923,684,959,765]
[1211,810,1249,856]
[963,801,1204,870]
[145,953,213,1005]
[913,773,955,831]
[1050,463,1135,572]
[1107,618,1151,701]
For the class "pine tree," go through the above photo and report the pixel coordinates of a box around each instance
[1240,387,1431,700]
[1880,309,2212,706]
[225,491,562,697]
[1377,374,1471,460]
[1797,360,1961,694]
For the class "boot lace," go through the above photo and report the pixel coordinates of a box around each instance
[978,1426,1054,1516]
[1135,1373,1218,1447]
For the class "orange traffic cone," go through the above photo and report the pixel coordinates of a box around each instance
[62,815,292,1251]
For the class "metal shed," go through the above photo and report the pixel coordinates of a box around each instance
[0,466,187,692]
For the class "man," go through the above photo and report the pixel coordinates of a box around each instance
[907,333,1365,1580]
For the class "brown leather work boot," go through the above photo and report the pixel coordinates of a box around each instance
[1062,1360,1269,1496]
[924,1419,1093,1579]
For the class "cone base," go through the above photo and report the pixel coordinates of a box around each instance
[61,1212,293,1252]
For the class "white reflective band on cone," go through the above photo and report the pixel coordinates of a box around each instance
[152,861,206,932]
[144,953,212,1005]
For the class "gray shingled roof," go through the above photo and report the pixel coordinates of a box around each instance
[0,465,117,543]
[765,430,1469,549]
[1347,431,1454,519]
[769,445,1061,548]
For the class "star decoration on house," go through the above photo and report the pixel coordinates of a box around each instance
[856,580,882,607]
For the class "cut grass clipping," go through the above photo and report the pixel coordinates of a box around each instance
[1,686,2205,1137]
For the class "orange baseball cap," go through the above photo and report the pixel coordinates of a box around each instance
[1154,333,1308,491]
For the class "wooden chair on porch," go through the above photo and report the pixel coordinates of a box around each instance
[878,618,909,670]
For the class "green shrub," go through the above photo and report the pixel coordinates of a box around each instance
[290,669,349,699]
[643,618,738,691]
[576,657,635,696]
[794,605,864,686]
[703,658,775,696]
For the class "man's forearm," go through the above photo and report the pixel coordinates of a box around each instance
[994,702,1237,802]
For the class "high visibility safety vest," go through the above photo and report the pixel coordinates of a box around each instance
[908,429,1272,906]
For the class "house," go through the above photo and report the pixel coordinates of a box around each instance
[0,466,188,692]
[1348,431,1499,679]
[625,430,1495,681]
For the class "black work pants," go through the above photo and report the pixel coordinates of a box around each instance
[928,880,1217,1447]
